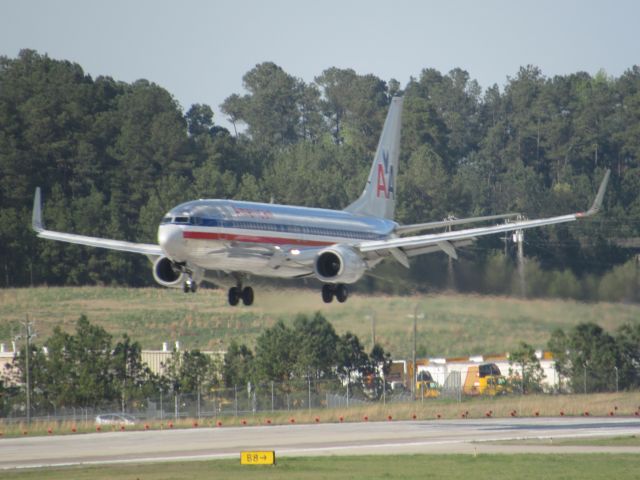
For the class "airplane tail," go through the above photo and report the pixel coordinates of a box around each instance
[344,96,403,220]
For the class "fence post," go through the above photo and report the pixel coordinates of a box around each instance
[271,381,274,412]
[234,385,238,417]
[346,381,350,408]
[383,378,386,405]
[308,376,311,411]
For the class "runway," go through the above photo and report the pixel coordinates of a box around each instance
[2,417,640,469]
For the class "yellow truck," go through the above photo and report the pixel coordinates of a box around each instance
[416,370,440,398]
[463,363,507,396]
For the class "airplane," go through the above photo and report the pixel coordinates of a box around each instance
[32,96,611,306]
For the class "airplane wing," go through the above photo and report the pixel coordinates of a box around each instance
[395,212,520,235]
[32,188,163,259]
[358,170,610,259]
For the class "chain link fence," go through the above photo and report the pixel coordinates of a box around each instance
[1,376,463,424]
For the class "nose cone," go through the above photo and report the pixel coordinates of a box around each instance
[158,225,187,261]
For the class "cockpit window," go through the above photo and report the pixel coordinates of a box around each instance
[160,216,172,224]
[174,216,190,224]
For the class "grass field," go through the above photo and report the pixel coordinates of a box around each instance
[1,286,639,357]
[494,435,640,447]
[2,392,640,437]
[3,454,640,479]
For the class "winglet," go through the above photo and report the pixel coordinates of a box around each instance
[581,169,610,217]
[32,187,44,232]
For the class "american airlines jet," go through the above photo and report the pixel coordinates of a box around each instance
[32,97,610,306]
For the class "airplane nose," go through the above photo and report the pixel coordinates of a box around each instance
[158,225,186,260]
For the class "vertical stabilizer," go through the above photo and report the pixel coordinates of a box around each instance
[344,96,403,219]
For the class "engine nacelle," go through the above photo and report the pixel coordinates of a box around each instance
[314,245,367,284]
[153,256,187,288]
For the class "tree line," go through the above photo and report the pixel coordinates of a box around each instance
[507,320,640,395]
[2,313,638,416]
[548,321,640,393]
[0,313,390,415]
[1,50,640,300]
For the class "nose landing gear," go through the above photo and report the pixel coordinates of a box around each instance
[183,277,197,293]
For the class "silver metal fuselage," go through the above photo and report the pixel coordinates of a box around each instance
[158,199,397,278]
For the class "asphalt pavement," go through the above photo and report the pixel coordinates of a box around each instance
[2,416,640,469]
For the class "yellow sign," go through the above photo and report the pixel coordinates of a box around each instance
[240,450,276,465]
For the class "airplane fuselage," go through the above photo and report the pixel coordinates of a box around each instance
[158,199,397,278]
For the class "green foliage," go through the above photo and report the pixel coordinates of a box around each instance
[254,320,297,382]
[508,341,546,394]
[616,322,640,389]
[547,322,625,393]
[111,334,156,409]
[245,313,377,390]
[222,341,254,387]
[335,332,370,385]
[291,312,339,378]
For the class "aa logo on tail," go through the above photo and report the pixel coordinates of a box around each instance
[376,150,395,199]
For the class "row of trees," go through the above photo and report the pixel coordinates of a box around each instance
[1,50,640,300]
[223,312,391,390]
[505,321,640,395]
[548,322,640,393]
[2,314,638,415]
[0,313,389,415]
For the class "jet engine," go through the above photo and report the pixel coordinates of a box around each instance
[314,245,367,284]
[152,256,187,288]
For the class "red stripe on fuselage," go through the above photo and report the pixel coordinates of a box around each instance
[183,230,334,247]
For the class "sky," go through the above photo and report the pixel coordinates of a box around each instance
[2,0,639,130]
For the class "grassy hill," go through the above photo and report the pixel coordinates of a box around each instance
[1,287,639,358]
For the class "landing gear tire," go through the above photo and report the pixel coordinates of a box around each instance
[183,278,197,293]
[336,284,348,303]
[321,284,334,303]
[241,286,254,306]
[228,286,240,306]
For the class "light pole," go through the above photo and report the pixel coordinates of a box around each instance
[365,313,376,349]
[407,307,424,400]
[17,316,36,424]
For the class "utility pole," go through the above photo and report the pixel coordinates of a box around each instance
[370,313,376,348]
[446,219,455,291]
[19,316,36,424]
[515,216,526,297]
[635,255,640,303]
[413,307,417,400]
[408,306,424,401]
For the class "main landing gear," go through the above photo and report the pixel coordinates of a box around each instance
[228,283,254,306]
[321,284,348,303]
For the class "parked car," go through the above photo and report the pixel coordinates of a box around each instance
[95,413,138,425]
